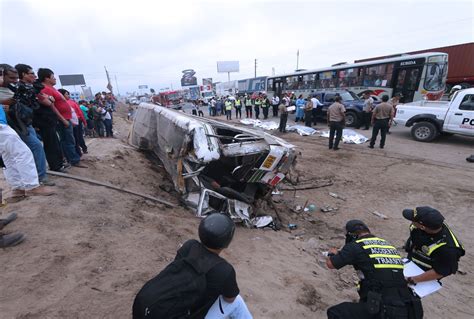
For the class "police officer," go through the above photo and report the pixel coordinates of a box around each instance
[402,206,465,285]
[326,220,422,319]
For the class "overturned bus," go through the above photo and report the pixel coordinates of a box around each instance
[129,103,297,226]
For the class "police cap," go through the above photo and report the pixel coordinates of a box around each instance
[345,219,370,233]
[402,206,444,229]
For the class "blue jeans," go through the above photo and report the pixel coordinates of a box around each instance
[20,125,47,181]
[57,120,80,164]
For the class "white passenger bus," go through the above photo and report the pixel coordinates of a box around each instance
[266,52,448,103]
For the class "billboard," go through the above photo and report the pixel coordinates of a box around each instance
[217,61,239,73]
[138,85,148,89]
[58,74,86,86]
[202,78,213,86]
[181,69,197,86]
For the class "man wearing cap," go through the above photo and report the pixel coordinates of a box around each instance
[326,220,422,319]
[402,206,465,285]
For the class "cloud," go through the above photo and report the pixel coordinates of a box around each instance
[1,0,472,94]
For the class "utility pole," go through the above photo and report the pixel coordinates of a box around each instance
[254,59,257,78]
[114,75,120,96]
[272,67,275,76]
[296,49,299,71]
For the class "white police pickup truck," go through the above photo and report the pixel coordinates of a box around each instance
[395,88,474,142]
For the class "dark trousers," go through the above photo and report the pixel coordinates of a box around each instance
[198,110,204,117]
[304,110,312,127]
[262,106,269,119]
[57,120,80,165]
[329,121,344,149]
[327,302,378,319]
[370,118,389,147]
[94,119,105,137]
[362,111,372,129]
[272,104,278,117]
[73,122,88,154]
[254,106,260,119]
[279,113,288,132]
[245,106,252,118]
[226,110,232,120]
[36,122,64,171]
[104,118,113,137]
[312,108,318,125]
[235,107,242,119]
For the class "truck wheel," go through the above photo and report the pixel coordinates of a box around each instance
[345,111,358,127]
[411,121,438,142]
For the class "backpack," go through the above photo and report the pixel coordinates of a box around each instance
[132,241,223,319]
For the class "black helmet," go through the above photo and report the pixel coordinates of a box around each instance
[345,219,369,234]
[199,212,235,249]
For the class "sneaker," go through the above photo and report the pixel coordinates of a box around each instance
[0,212,17,230]
[0,232,25,248]
[39,178,56,186]
[368,145,374,149]
[333,147,340,151]
[25,186,55,196]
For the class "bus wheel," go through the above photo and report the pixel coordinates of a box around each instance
[345,111,358,127]
[411,121,438,142]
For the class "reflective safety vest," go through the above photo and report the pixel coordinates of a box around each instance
[409,223,465,271]
[225,101,233,110]
[235,99,241,107]
[254,99,262,106]
[356,236,405,271]
[245,99,253,106]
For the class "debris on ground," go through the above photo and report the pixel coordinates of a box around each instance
[371,211,389,219]
[320,129,369,144]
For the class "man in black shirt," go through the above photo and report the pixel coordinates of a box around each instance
[326,220,422,319]
[133,213,252,319]
[402,206,465,285]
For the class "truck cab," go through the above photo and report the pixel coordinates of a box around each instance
[313,90,368,127]
[395,88,474,142]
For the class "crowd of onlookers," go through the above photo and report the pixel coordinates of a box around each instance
[0,63,116,248]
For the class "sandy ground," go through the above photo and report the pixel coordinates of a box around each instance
[0,104,473,318]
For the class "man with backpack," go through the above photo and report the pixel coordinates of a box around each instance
[133,212,253,319]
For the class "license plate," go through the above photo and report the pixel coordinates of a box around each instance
[262,155,276,169]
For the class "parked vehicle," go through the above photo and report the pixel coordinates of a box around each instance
[395,88,474,142]
[356,42,474,92]
[311,90,371,127]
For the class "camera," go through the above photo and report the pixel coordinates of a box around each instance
[8,80,44,109]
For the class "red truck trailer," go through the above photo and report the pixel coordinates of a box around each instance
[355,42,474,91]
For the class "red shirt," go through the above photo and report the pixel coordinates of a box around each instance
[41,85,72,120]
[67,99,87,126]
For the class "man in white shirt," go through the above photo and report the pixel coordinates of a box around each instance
[271,95,280,117]
[311,94,323,126]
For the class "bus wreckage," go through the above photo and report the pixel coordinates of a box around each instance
[129,103,297,227]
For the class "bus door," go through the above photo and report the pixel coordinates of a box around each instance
[392,58,424,103]
[273,77,284,98]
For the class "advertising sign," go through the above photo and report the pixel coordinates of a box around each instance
[203,78,213,86]
[217,61,240,73]
[181,69,197,86]
[58,74,86,86]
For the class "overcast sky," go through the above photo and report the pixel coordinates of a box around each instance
[1,0,473,95]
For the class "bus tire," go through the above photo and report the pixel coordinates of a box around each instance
[411,121,438,142]
[345,111,358,127]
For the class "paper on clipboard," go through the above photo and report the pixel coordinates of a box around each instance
[286,106,296,112]
[403,258,441,298]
